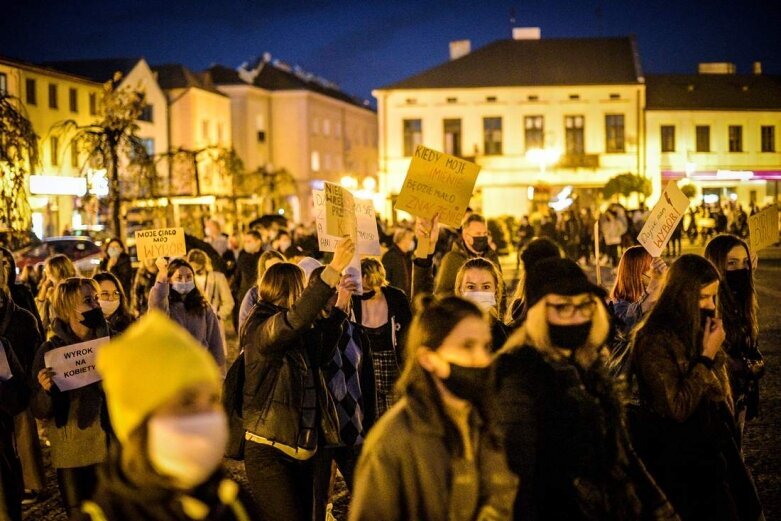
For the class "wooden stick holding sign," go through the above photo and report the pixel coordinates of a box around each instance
[637,182,690,258]
[395,145,481,228]
[748,204,779,253]
[135,227,187,262]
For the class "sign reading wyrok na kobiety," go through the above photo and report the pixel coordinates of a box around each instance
[637,182,690,257]
[313,188,381,255]
[135,227,187,261]
[44,337,110,392]
[749,204,779,252]
[395,145,481,228]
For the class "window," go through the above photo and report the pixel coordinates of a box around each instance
[323,119,331,136]
[524,115,544,151]
[761,126,775,152]
[696,125,710,152]
[311,151,320,172]
[257,131,266,143]
[70,141,79,168]
[565,116,585,155]
[443,119,462,156]
[403,119,422,157]
[483,117,503,155]
[48,83,58,109]
[89,92,97,115]
[405,98,417,105]
[0,73,7,96]
[729,125,743,152]
[335,121,341,138]
[486,96,497,103]
[217,123,224,144]
[609,93,620,100]
[605,114,625,153]
[140,138,154,156]
[201,120,210,141]
[50,136,59,166]
[312,118,320,135]
[324,153,332,171]
[25,78,36,105]
[69,88,78,112]
[661,125,675,152]
[527,95,539,102]
[569,94,580,100]
[138,104,153,122]
[446,97,457,104]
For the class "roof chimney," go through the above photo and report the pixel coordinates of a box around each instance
[512,27,541,40]
[449,40,471,61]
[698,62,736,75]
[753,61,762,75]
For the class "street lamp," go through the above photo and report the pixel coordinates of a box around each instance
[525,147,561,179]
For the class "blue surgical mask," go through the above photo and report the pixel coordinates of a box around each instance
[172,281,195,295]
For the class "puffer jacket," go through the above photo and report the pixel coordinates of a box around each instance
[241,269,342,455]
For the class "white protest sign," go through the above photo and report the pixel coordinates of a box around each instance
[44,337,109,392]
[0,342,12,381]
[135,227,187,262]
[313,190,381,255]
[637,182,690,257]
[748,204,779,252]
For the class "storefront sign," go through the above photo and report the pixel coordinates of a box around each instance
[637,182,690,257]
[749,204,779,252]
[44,337,109,392]
[134,227,187,261]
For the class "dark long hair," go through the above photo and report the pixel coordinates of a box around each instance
[93,271,134,322]
[704,234,758,347]
[610,246,652,302]
[166,258,208,314]
[636,254,720,360]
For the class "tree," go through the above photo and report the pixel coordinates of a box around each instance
[0,93,38,235]
[603,173,652,203]
[235,164,297,216]
[53,75,151,237]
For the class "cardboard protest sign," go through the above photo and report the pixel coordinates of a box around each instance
[135,227,186,262]
[0,342,12,381]
[749,204,779,252]
[44,337,109,392]
[637,182,690,257]
[313,189,341,252]
[313,190,381,255]
[395,145,481,228]
[324,182,357,242]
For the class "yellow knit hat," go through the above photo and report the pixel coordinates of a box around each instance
[97,310,222,443]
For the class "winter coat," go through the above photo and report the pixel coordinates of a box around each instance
[230,250,260,307]
[241,269,342,457]
[631,327,763,521]
[149,282,225,373]
[76,453,258,521]
[196,270,234,321]
[0,339,30,521]
[494,330,679,521]
[434,239,502,298]
[131,268,156,314]
[100,253,133,300]
[0,298,42,376]
[381,244,412,297]
[349,371,518,521]
[30,319,111,469]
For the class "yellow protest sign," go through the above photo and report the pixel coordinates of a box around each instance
[395,145,481,227]
[637,182,690,257]
[135,227,187,262]
[324,182,357,241]
[749,204,779,252]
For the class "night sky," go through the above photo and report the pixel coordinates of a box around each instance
[2,0,780,103]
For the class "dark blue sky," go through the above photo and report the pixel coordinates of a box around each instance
[2,0,779,103]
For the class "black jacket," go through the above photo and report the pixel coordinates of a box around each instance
[132,268,157,314]
[0,247,43,334]
[100,253,133,300]
[231,250,260,304]
[351,286,412,360]
[381,245,412,297]
[0,297,42,376]
[241,272,342,453]
[0,340,29,521]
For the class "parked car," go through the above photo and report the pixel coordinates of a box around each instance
[15,236,104,276]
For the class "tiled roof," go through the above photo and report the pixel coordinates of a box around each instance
[378,37,643,90]
[153,64,225,96]
[646,74,781,110]
[204,64,244,85]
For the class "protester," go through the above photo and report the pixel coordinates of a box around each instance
[704,235,764,436]
[600,206,628,267]
[230,230,262,333]
[99,238,133,299]
[349,295,518,520]
[381,227,414,296]
[31,277,112,516]
[505,237,562,327]
[434,213,501,297]
[351,258,412,416]
[241,237,354,521]
[0,247,43,332]
[131,258,158,315]
[0,335,29,521]
[631,254,763,520]
[237,250,285,331]
[204,218,229,255]
[495,257,677,520]
[188,249,234,352]
[35,254,77,332]
[75,311,259,520]
[93,272,134,334]
[149,258,225,373]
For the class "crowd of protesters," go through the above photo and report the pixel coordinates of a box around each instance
[0,195,772,521]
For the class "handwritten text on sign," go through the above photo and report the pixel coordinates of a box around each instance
[395,146,481,227]
[44,337,110,392]
[637,182,690,257]
[135,227,187,262]
[324,182,357,241]
[749,204,779,252]
[313,190,381,255]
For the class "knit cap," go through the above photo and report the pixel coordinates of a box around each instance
[96,310,221,442]
[525,257,606,309]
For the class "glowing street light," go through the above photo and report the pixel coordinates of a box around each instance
[340,175,358,190]
[525,147,561,178]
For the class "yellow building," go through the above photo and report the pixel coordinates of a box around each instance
[645,65,781,208]
[373,33,646,220]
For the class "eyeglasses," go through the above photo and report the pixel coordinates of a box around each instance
[99,290,121,301]
[546,300,596,319]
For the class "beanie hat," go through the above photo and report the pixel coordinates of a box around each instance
[520,238,562,273]
[96,310,221,442]
[525,257,606,310]
[297,257,322,284]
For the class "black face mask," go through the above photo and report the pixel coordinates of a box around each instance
[359,290,377,301]
[470,236,488,253]
[80,307,106,330]
[548,322,592,350]
[700,308,716,331]
[725,269,751,299]
[441,363,493,403]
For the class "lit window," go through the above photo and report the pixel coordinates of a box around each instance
[403,119,422,157]
[311,151,320,172]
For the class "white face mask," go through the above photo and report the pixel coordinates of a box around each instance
[99,299,120,317]
[148,411,228,490]
[462,291,497,311]
[171,281,195,295]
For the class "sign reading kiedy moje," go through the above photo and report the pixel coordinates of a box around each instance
[749,204,779,252]
[637,182,690,257]
[44,337,110,392]
[395,145,481,228]
[135,227,187,262]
